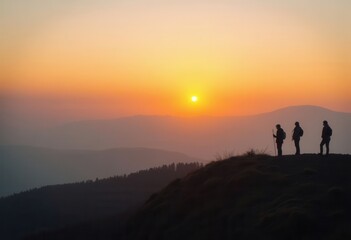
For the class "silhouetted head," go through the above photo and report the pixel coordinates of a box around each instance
[323,120,328,126]
[276,124,281,129]
[295,121,300,126]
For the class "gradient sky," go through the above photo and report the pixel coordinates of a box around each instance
[1,0,350,125]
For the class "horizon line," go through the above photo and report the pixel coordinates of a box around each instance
[61,104,349,124]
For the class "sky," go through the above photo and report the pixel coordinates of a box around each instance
[1,0,350,126]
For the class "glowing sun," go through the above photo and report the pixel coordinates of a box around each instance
[191,96,198,102]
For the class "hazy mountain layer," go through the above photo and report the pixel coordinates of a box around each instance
[3,106,350,158]
[0,146,202,197]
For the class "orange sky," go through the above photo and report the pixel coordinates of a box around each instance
[1,1,350,122]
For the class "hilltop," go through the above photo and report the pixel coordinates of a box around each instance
[122,153,351,240]
[26,153,351,240]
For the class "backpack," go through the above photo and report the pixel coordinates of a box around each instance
[328,127,332,137]
[282,130,286,140]
[299,128,304,137]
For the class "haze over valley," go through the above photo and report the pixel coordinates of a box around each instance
[2,105,350,159]
[0,146,201,197]
[1,105,350,197]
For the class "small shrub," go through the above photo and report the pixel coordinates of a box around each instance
[242,148,269,157]
[214,150,236,161]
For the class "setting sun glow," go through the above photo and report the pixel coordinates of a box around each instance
[0,1,350,120]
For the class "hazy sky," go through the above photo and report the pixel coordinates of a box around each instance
[1,0,350,125]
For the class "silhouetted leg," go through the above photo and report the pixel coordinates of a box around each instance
[277,142,282,156]
[320,139,325,154]
[326,139,330,155]
[294,139,300,155]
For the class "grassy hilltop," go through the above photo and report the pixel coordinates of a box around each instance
[26,153,351,240]
[122,153,351,240]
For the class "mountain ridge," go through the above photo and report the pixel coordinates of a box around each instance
[56,105,351,125]
[16,105,350,158]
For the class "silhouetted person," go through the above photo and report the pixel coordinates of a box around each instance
[320,120,332,155]
[273,124,286,156]
[292,121,304,155]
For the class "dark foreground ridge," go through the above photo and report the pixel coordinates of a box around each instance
[122,154,351,240]
[0,163,201,240]
[28,154,351,240]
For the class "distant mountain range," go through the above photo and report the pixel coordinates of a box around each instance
[2,105,350,158]
[0,146,202,197]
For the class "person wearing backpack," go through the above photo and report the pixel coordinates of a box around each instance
[320,120,332,155]
[273,124,286,156]
[292,121,304,155]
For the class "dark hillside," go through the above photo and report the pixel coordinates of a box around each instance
[122,154,351,240]
[0,163,201,240]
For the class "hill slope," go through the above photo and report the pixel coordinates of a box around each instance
[0,163,202,240]
[122,154,351,240]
